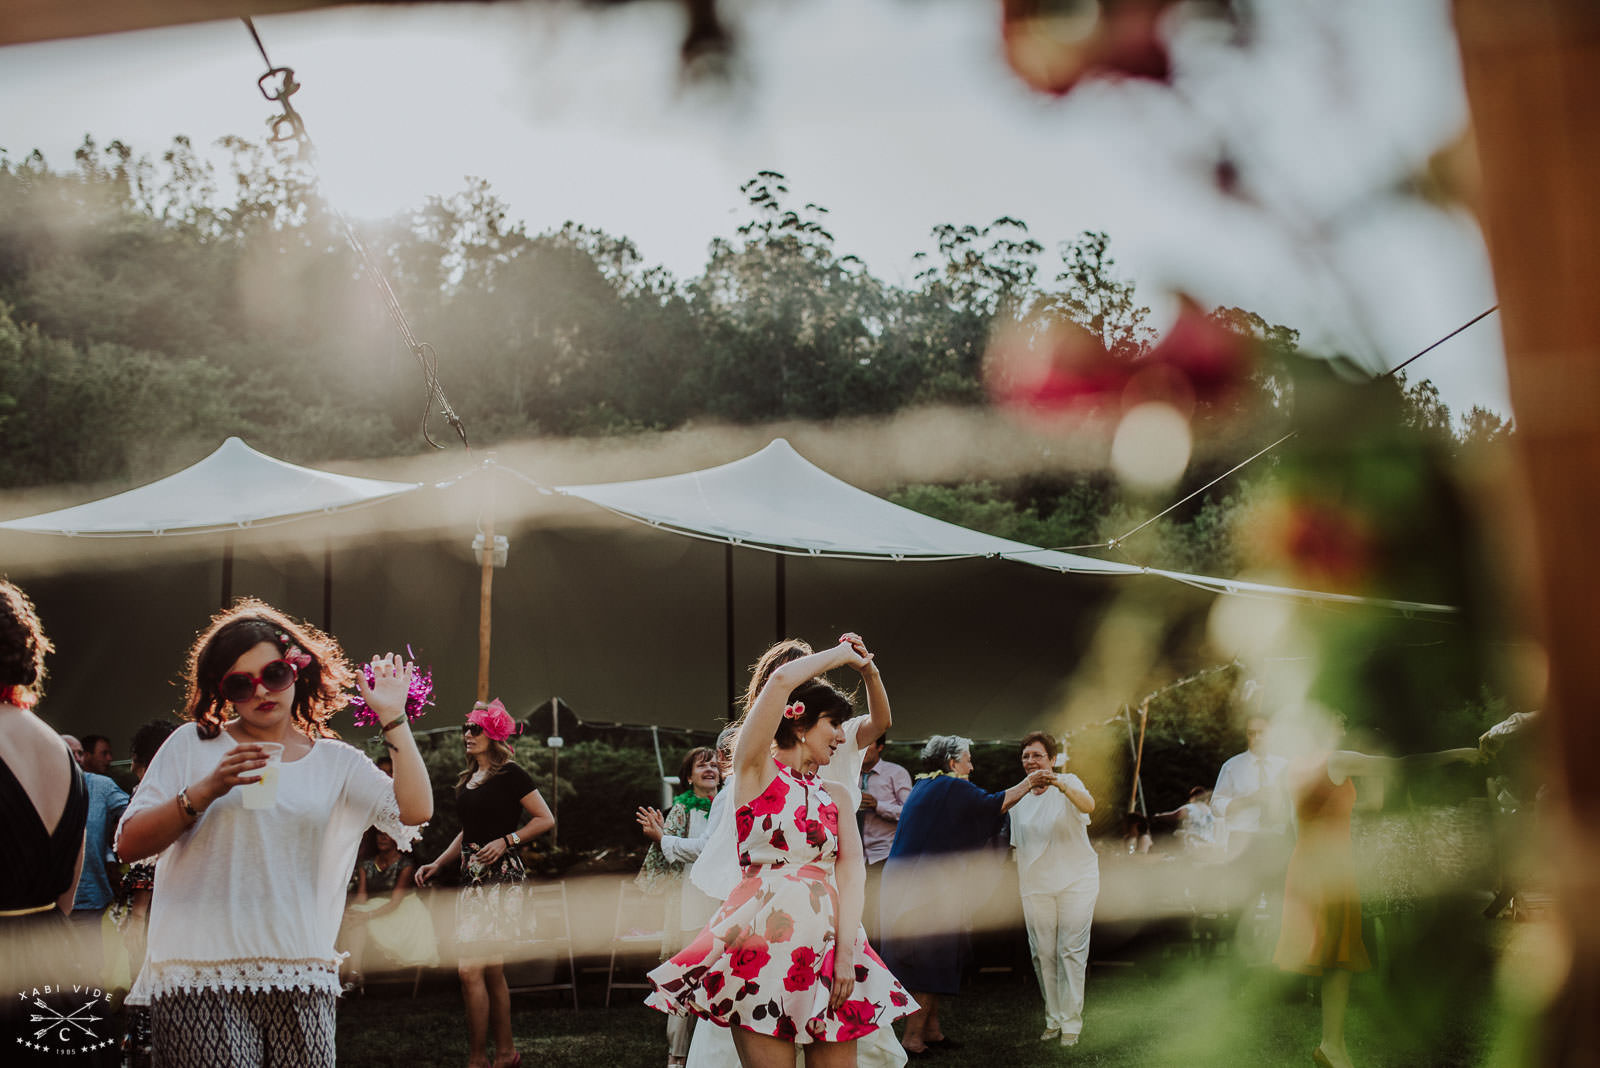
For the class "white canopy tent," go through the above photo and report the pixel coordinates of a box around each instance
[0,434,1454,737]
[0,436,424,625]
[555,438,1455,616]
[558,438,1141,572]
[0,436,422,537]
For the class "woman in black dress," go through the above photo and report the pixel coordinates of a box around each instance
[0,579,94,1063]
[416,700,554,1068]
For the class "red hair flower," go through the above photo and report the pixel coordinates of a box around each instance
[276,633,313,671]
[783,701,806,719]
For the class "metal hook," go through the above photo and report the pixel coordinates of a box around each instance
[257,66,300,104]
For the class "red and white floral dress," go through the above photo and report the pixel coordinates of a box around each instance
[647,759,913,1044]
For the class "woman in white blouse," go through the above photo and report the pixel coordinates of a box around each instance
[116,599,431,1068]
[636,743,723,1068]
[1009,731,1098,1049]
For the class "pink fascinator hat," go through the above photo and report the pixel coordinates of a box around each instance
[468,699,520,742]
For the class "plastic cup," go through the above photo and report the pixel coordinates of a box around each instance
[240,742,285,810]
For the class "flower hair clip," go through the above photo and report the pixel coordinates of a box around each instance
[277,634,312,672]
[782,701,806,719]
[468,698,521,742]
[348,643,435,727]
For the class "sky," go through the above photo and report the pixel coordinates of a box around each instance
[0,0,1511,418]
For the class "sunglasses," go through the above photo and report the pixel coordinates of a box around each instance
[218,659,298,703]
[461,724,485,738]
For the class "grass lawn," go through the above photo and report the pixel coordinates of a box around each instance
[335,940,1500,1067]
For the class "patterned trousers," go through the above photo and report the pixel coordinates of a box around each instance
[150,988,335,1068]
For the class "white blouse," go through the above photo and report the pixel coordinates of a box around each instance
[689,715,868,903]
[1009,777,1098,896]
[117,723,418,1000]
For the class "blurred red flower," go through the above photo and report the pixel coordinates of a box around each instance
[1139,296,1256,406]
[1001,0,1177,96]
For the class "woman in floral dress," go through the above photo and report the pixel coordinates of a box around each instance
[648,641,913,1067]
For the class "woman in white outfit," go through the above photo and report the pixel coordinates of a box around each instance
[1009,731,1098,1048]
[114,600,431,1068]
[637,743,725,1068]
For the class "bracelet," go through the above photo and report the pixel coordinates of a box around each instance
[380,712,409,733]
[176,787,200,820]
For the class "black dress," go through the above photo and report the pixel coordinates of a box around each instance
[454,762,537,948]
[1,750,98,1062]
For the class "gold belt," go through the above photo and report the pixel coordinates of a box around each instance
[0,903,55,917]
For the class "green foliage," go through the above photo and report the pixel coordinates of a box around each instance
[0,136,1510,523]
[539,740,664,853]
[1034,231,1154,359]
[887,475,1255,577]
[1124,665,1243,817]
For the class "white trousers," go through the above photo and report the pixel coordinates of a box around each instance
[1021,876,1098,1035]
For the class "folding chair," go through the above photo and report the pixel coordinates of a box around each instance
[506,880,580,1010]
[605,879,665,1007]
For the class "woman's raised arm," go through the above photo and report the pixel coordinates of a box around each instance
[733,642,868,799]
[359,654,432,826]
[840,632,891,747]
[1328,746,1481,785]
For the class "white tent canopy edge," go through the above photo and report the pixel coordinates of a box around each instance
[553,438,1456,616]
[0,436,423,537]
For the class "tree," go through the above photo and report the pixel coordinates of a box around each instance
[685,172,891,421]
[1035,230,1154,360]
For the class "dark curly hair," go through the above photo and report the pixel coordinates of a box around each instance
[0,579,53,706]
[182,598,354,740]
[772,678,854,749]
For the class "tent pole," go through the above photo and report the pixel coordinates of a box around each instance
[322,540,333,633]
[220,534,234,607]
[774,554,786,642]
[725,544,736,715]
[476,458,497,702]
[549,697,560,848]
[1127,699,1150,816]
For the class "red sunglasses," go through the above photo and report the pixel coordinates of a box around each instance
[218,659,298,703]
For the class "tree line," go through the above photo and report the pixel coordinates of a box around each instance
[0,135,1510,575]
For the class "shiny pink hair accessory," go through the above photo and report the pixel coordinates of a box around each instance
[468,698,520,742]
[782,701,806,720]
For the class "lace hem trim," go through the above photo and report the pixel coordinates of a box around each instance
[375,791,424,853]
[143,957,343,998]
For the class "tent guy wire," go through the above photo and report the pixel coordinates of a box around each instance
[1383,305,1500,379]
[240,16,470,452]
[1086,303,1505,565]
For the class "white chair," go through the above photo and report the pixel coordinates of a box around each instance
[506,880,580,1010]
[604,879,665,1008]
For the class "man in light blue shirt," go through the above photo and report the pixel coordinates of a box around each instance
[71,759,131,973]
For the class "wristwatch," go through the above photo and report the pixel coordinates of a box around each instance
[507,831,522,846]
